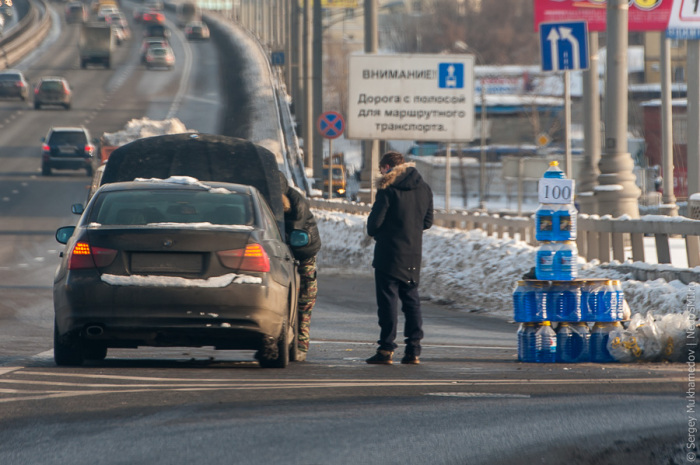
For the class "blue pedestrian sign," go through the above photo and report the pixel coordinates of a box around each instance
[539,21,589,72]
[438,63,464,89]
[271,51,285,66]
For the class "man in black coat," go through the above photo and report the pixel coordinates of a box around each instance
[366,151,433,365]
[280,172,322,361]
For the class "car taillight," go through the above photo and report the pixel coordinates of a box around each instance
[17,82,25,88]
[34,87,39,95]
[67,242,117,270]
[85,144,94,155]
[217,243,270,272]
[42,143,50,152]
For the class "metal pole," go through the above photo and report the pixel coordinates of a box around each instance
[312,0,324,181]
[688,41,700,197]
[660,33,678,215]
[578,31,600,215]
[445,143,451,211]
[363,0,379,204]
[328,139,333,199]
[303,0,314,171]
[479,82,486,211]
[597,0,641,218]
[564,70,572,179]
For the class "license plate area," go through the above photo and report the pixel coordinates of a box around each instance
[130,252,204,274]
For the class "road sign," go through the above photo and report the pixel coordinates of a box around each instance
[346,54,475,141]
[539,21,589,72]
[667,0,700,39]
[271,51,285,66]
[317,111,344,139]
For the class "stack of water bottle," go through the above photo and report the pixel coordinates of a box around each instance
[513,161,626,363]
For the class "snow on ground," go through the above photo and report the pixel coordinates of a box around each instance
[314,209,700,322]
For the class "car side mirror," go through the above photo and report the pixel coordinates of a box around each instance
[56,226,76,244]
[71,203,84,215]
[289,229,309,247]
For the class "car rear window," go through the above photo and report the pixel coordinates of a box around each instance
[49,132,87,145]
[0,74,20,81]
[40,81,65,91]
[91,189,254,226]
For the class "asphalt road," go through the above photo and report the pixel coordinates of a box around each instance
[0,4,693,464]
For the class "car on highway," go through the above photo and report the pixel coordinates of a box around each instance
[184,21,209,40]
[41,126,95,176]
[143,23,170,39]
[132,6,148,22]
[33,76,72,110]
[65,2,87,23]
[139,37,168,62]
[144,45,175,70]
[0,69,28,101]
[141,9,165,25]
[53,177,302,368]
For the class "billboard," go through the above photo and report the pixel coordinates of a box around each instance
[346,54,475,141]
[533,0,675,32]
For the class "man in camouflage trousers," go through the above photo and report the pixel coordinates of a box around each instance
[280,172,322,361]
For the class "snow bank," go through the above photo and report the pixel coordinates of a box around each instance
[100,117,194,146]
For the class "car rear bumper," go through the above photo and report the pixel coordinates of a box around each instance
[54,279,288,350]
[45,156,91,170]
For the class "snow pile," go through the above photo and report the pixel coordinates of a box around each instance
[100,117,194,146]
[314,209,700,321]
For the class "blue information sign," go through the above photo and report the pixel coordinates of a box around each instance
[539,21,589,72]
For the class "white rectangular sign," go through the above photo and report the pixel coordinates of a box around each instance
[538,178,575,204]
[346,54,475,141]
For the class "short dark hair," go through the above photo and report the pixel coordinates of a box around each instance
[379,151,404,168]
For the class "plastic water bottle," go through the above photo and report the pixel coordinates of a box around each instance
[557,322,590,363]
[549,281,582,322]
[553,241,578,281]
[543,160,565,179]
[593,280,616,322]
[553,203,578,241]
[572,322,591,362]
[535,322,557,363]
[590,322,622,363]
[579,280,594,321]
[535,242,555,281]
[530,281,549,322]
[612,280,625,320]
[518,323,538,362]
[535,205,555,242]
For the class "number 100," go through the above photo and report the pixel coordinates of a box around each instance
[544,185,572,201]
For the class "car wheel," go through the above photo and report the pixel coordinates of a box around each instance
[83,343,107,361]
[65,103,71,110]
[41,163,51,176]
[258,316,289,368]
[86,165,93,177]
[54,321,84,366]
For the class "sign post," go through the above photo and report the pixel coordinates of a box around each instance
[317,111,345,199]
[539,21,589,179]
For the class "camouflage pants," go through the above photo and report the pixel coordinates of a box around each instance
[297,256,317,352]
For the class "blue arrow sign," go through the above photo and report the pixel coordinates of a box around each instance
[539,21,589,72]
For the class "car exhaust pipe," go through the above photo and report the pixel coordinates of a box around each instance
[85,325,104,337]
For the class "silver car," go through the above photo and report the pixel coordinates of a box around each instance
[144,45,175,70]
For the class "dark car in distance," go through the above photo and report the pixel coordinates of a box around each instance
[41,126,95,176]
[53,178,302,368]
[34,76,72,110]
[0,70,29,101]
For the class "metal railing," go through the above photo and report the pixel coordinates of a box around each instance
[0,0,51,70]
[310,198,700,282]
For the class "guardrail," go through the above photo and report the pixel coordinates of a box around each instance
[0,0,51,70]
[310,198,700,282]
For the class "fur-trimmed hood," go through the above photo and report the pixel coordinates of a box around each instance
[375,162,418,190]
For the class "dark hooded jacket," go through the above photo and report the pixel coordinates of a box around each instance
[367,162,433,284]
[280,173,322,261]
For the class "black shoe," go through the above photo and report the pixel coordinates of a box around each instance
[401,354,420,365]
[366,350,393,365]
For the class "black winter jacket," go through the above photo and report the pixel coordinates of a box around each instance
[367,162,433,284]
[282,185,322,261]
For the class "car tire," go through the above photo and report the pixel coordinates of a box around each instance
[83,344,107,361]
[54,321,84,366]
[258,316,289,368]
[86,165,93,177]
[41,164,51,176]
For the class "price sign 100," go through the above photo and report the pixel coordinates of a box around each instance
[538,178,575,204]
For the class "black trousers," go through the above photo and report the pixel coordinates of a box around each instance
[374,269,423,356]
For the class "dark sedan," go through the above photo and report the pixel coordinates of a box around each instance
[53,177,302,368]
